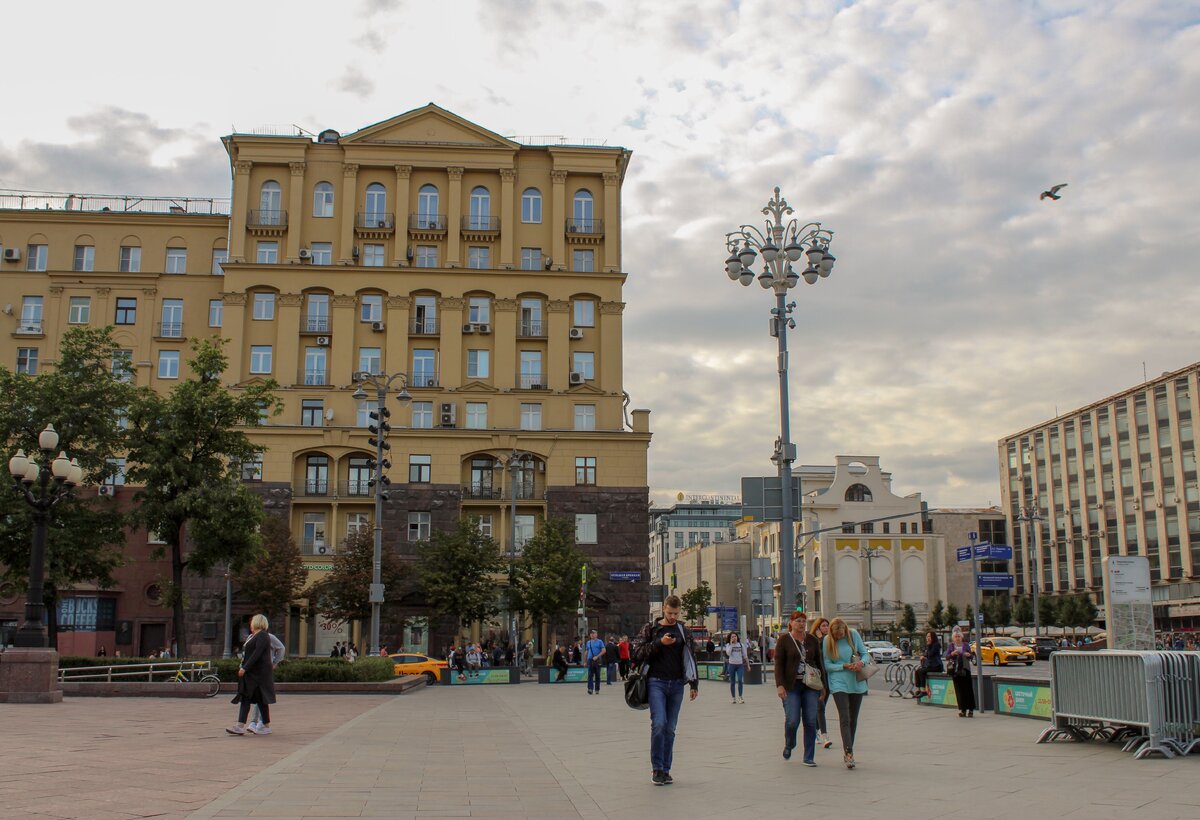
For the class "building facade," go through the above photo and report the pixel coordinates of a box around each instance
[649,497,742,589]
[998,362,1200,631]
[0,104,652,655]
[667,538,754,637]
[926,507,1009,615]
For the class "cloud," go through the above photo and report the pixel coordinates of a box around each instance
[336,65,376,99]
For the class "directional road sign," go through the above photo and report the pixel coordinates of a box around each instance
[976,573,1015,590]
[956,546,973,563]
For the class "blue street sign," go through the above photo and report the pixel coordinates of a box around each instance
[956,546,972,563]
[721,608,738,631]
[609,571,642,582]
[968,531,978,541]
[976,573,1015,590]
[706,605,736,614]
[978,544,1013,561]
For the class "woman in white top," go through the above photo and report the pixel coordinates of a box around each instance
[724,632,749,704]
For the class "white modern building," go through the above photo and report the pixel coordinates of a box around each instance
[648,497,742,588]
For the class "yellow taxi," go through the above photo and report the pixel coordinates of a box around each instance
[973,636,1036,667]
[389,653,448,684]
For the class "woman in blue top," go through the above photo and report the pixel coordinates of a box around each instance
[822,616,871,769]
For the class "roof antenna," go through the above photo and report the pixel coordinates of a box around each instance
[1142,361,1147,382]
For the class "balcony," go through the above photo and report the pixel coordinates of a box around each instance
[517,374,547,390]
[461,215,500,241]
[463,484,502,500]
[409,213,447,240]
[295,479,330,498]
[410,318,439,335]
[154,322,184,339]
[341,479,374,498]
[409,373,440,389]
[518,321,546,338]
[14,321,44,336]
[565,217,604,243]
[300,539,334,556]
[355,212,395,237]
[301,316,331,333]
[299,369,329,386]
[247,209,288,236]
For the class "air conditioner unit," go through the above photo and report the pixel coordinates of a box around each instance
[98,484,116,497]
[476,323,492,335]
[317,544,328,555]
[298,248,312,260]
[3,248,20,262]
[569,327,584,339]
[440,402,456,427]
[316,336,331,346]
[462,323,476,334]
[569,371,585,385]
[371,321,385,332]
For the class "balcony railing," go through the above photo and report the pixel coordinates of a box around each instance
[303,316,330,333]
[341,480,373,498]
[462,215,500,232]
[517,373,546,390]
[247,209,287,227]
[300,369,329,386]
[356,212,395,232]
[409,373,439,388]
[566,217,603,235]
[463,484,501,500]
[297,479,330,497]
[154,322,184,339]
[410,318,438,335]
[300,539,333,556]
[14,321,43,335]
[0,188,230,215]
[518,321,546,338]
[409,213,447,231]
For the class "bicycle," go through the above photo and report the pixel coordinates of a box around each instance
[168,664,222,697]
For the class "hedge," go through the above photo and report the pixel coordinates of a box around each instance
[58,654,395,683]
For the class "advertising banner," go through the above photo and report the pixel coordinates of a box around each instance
[994,681,1052,719]
[447,668,513,685]
[926,676,958,707]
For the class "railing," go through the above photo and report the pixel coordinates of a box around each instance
[517,374,546,389]
[303,316,330,333]
[410,318,438,335]
[463,484,501,500]
[300,539,334,556]
[356,212,395,230]
[297,479,330,496]
[518,321,546,338]
[341,480,373,497]
[504,135,609,147]
[410,373,439,388]
[14,321,43,335]
[247,209,287,227]
[409,214,447,231]
[154,322,184,338]
[462,215,500,232]
[58,660,215,682]
[1,189,230,215]
[566,217,603,235]
[300,369,329,386]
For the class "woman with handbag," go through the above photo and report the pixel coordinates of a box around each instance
[913,630,943,701]
[807,616,834,749]
[944,630,976,717]
[774,611,822,766]
[724,632,748,704]
[823,617,872,769]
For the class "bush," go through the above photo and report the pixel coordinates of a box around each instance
[213,656,394,683]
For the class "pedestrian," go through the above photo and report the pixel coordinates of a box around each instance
[466,644,482,677]
[724,632,748,704]
[705,637,716,659]
[632,595,699,786]
[584,629,605,694]
[345,644,357,662]
[913,629,943,702]
[775,612,822,766]
[379,645,389,657]
[766,631,777,662]
[247,629,285,735]
[226,614,277,736]
[330,641,341,658]
[605,635,620,686]
[552,644,569,681]
[945,630,976,718]
[97,645,107,658]
[338,641,348,657]
[807,616,834,749]
[618,635,632,680]
[823,616,871,769]
[114,649,122,658]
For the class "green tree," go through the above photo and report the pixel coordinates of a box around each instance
[511,517,588,648]
[1074,593,1099,630]
[125,339,280,656]
[992,595,1013,628]
[235,516,308,629]
[416,517,504,628]
[680,582,712,623]
[309,528,409,626]
[928,599,945,630]
[965,605,975,632]
[899,603,917,634]
[1038,594,1059,629]
[1013,595,1034,628]
[945,602,960,627]
[0,327,143,643]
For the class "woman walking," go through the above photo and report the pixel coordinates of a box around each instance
[807,616,833,749]
[774,612,822,766]
[823,617,871,769]
[724,632,749,704]
[226,614,277,736]
[913,630,943,701]
[945,630,976,717]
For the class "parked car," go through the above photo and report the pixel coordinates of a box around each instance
[389,653,448,685]
[974,637,1035,666]
[863,640,902,663]
[1018,636,1059,660]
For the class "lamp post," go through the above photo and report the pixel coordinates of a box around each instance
[725,188,835,615]
[859,546,885,637]
[496,450,534,669]
[7,425,83,648]
[1016,504,1043,635]
[352,372,412,656]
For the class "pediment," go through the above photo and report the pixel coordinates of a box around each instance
[232,375,275,390]
[564,382,605,395]
[456,380,500,394]
[343,104,518,149]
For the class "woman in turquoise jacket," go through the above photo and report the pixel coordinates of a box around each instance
[822,617,871,769]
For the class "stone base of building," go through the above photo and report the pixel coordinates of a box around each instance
[0,648,64,703]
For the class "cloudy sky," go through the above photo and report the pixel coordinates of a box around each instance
[3,0,1197,509]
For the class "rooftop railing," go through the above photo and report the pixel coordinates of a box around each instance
[0,188,230,215]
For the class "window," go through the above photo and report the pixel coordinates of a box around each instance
[845,483,873,502]
[575,513,598,544]
[467,246,490,269]
[573,299,595,327]
[305,455,329,495]
[412,401,433,428]
[112,350,133,382]
[514,515,536,550]
[16,347,38,375]
[574,404,596,431]
[165,247,187,274]
[256,241,279,264]
[466,402,488,429]
[252,292,275,320]
[347,456,372,496]
[520,351,543,388]
[313,182,334,217]
[468,186,490,229]
[301,399,324,427]
[467,297,491,324]
[208,299,223,328]
[364,183,387,221]
[362,243,385,266]
[520,403,542,431]
[467,349,489,379]
[860,522,874,534]
[520,299,543,336]
[211,249,228,275]
[416,184,440,227]
[409,454,432,483]
[572,352,595,380]
[26,244,48,271]
[249,345,273,374]
[68,296,90,324]
[412,296,437,333]
[572,249,594,272]
[19,296,43,333]
[304,347,327,384]
[304,293,329,332]
[347,512,370,534]
[412,349,436,387]
[73,245,95,272]
[476,514,493,538]
[360,294,383,322]
[159,299,183,337]
[575,456,596,485]
[310,242,333,266]
[114,297,136,325]
[158,350,180,379]
[302,513,327,550]
[408,511,431,541]
[573,189,594,229]
[356,399,377,428]
[259,181,282,222]
[358,347,382,375]
[520,247,542,271]
[521,188,542,223]
[415,245,439,268]
[118,246,141,272]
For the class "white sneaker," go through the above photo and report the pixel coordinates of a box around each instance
[732,698,738,704]
[255,725,271,735]
[245,722,260,734]
[738,697,745,704]
[225,724,246,736]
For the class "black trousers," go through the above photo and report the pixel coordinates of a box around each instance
[951,673,977,711]
[238,700,270,724]
[831,692,864,753]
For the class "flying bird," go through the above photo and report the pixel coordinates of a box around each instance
[1040,183,1068,201]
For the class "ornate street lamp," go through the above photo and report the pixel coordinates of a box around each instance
[494,450,535,671]
[7,424,84,648]
[725,188,835,614]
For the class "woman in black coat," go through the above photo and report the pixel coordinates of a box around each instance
[227,614,277,735]
[914,630,943,701]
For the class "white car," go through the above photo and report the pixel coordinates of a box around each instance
[863,641,901,663]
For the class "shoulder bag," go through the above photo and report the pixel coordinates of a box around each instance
[850,631,879,681]
[624,661,650,710]
[789,634,824,691]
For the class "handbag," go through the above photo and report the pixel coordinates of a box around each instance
[788,634,824,691]
[624,662,650,710]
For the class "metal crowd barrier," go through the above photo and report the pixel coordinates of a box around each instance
[1036,651,1200,759]
[58,660,213,682]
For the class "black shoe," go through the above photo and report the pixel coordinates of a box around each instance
[652,770,665,786]
[782,747,792,760]
[661,772,673,785]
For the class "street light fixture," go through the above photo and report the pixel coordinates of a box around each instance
[494,450,535,670]
[859,546,885,636]
[725,187,835,615]
[352,372,412,656]
[7,424,83,648]
[1016,504,1044,635]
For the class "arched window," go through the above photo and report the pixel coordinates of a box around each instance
[845,483,873,502]
[521,187,542,223]
[572,189,594,230]
[364,183,387,221]
[813,556,821,579]
[259,181,281,225]
[313,182,334,218]
[469,186,490,230]
[417,184,440,229]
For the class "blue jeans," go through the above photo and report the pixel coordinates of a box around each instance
[784,685,819,762]
[587,663,602,692]
[648,677,686,773]
[606,662,617,684]
[728,664,744,698]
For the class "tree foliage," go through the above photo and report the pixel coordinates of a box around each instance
[236,516,308,626]
[1038,594,1059,628]
[928,599,945,630]
[416,517,504,628]
[125,338,280,656]
[1012,595,1034,627]
[511,517,588,642]
[899,603,917,634]
[680,581,712,623]
[308,528,408,625]
[945,602,961,627]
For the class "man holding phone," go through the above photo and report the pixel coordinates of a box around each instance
[632,595,699,786]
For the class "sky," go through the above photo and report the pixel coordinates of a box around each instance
[2,0,1198,510]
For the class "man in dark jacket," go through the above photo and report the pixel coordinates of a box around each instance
[632,594,699,786]
[552,645,569,681]
[774,611,822,765]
